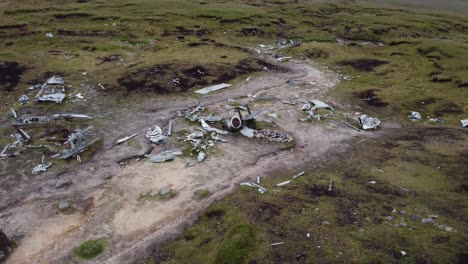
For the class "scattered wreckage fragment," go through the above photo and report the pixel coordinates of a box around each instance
[200,119,228,135]
[358,114,381,130]
[301,99,334,121]
[461,119,468,127]
[146,149,182,163]
[256,129,292,143]
[195,83,232,95]
[13,126,31,142]
[240,182,268,193]
[292,171,305,179]
[18,94,30,104]
[34,76,67,103]
[116,133,138,145]
[32,156,52,174]
[408,111,421,121]
[277,180,291,187]
[56,126,99,159]
[146,126,167,144]
[12,113,92,126]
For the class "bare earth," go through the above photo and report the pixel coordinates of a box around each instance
[1,59,385,264]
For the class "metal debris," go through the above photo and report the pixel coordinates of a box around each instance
[47,76,64,85]
[240,127,256,138]
[256,129,292,143]
[197,152,206,162]
[328,180,333,192]
[271,242,284,246]
[408,111,421,121]
[292,171,305,179]
[32,156,52,174]
[13,126,31,142]
[309,100,334,111]
[146,126,167,144]
[240,182,268,193]
[358,114,381,130]
[165,120,174,136]
[195,83,232,95]
[51,114,92,120]
[200,119,228,135]
[277,180,291,187]
[461,119,468,127]
[9,108,17,119]
[18,94,30,104]
[56,126,99,159]
[146,149,182,163]
[116,133,138,144]
[226,116,242,130]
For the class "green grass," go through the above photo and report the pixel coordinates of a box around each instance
[215,224,255,264]
[74,239,107,260]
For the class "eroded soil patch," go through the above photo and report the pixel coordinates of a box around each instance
[0,61,28,92]
[118,59,284,94]
[338,58,388,72]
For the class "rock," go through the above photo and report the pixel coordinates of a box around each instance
[444,226,454,232]
[322,221,331,225]
[410,215,422,221]
[385,216,394,221]
[149,190,159,197]
[0,230,10,260]
[58,200,70,211]
[421,218,433,224]
[55,179,72,188]
[89,166,96,172]
[159,187,171,196]
[401,251,407,256]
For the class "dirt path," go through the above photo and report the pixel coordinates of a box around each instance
[1,58,381,264]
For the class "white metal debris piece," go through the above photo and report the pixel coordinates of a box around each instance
[147,149,182,163]
[257,176,261,184]
[240,182,267,193]
[309,99,334,111]
[9,107,17,119]
[51,114,92,120]
[277,180,291,187]
[18,94,30,104]
[32,156,52,174]
[36,93,66,103]
[277,56,292,62]
[358,114,381,130]
[47,76,64,85]
[292,171,305,179]
[116,133,138,144]
[46,32,54,38]
[200,119,228,135]
[408,111,421,121]
[271,242,284,246]
[195,83,232,95]
[146,126,167,143]
[240,127,256,138]
[461,119,468,127]
[165,120,174,136]
[197,152,206,162]
[328,180,333,192]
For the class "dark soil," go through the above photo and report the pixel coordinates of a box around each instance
[433,102,463,116]
[56,29,116,37]
[338,58,388,72]
[240,27,264,36]
[53,13,91,19]
[96,54,121,65]
[118,59,284,94]
[354,89,388,107]
[0,61,28,92]
[161,26,210,37]
[0,230,11,259]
